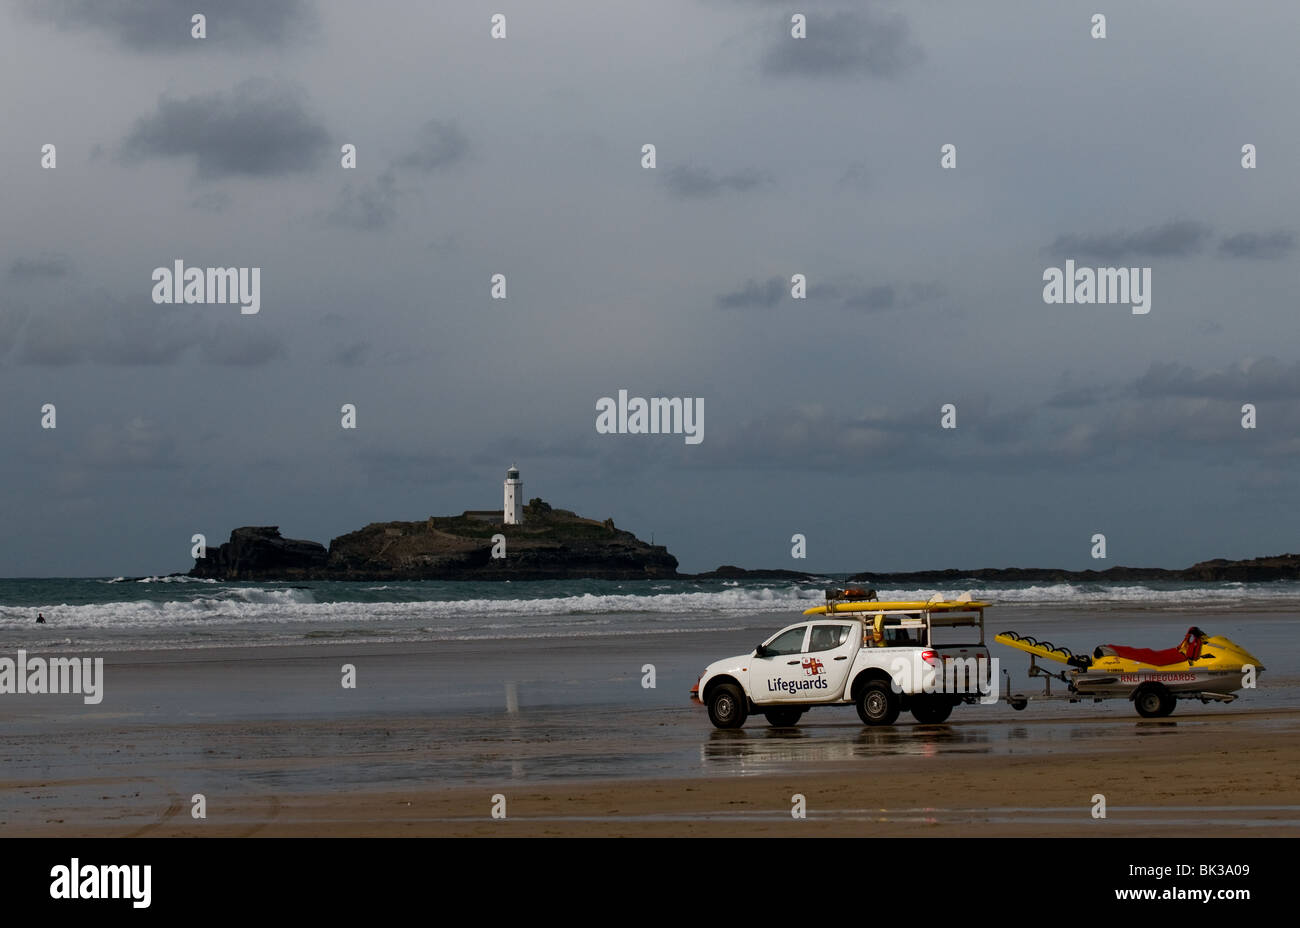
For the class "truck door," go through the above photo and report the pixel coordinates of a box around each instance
[751,624,814,704]
[807,622,859,698]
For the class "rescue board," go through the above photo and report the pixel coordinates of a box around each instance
[803,600,991,616]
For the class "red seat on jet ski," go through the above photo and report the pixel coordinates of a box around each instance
[1103,645,1189,665]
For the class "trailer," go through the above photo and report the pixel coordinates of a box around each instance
[995,629,1260,718]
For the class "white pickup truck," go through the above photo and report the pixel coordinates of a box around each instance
[690,596,995,728]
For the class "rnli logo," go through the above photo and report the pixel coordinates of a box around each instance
[802,657,824,676]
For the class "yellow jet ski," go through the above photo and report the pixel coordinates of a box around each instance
[995,626,1264,717]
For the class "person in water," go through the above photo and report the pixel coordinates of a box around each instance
[36,613,46,624]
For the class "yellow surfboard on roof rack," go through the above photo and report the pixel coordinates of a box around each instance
[803,600,991,616]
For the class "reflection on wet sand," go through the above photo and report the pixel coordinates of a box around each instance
[702,722,992,768]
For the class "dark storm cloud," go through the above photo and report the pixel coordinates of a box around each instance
[329,169,399,230]
[1218,230,1296,260]
[396,120,470,173]
[760,10,922,79]
[21,0,314,51]
[9,256,73,281]
[121,79,331,179]
[1046,220,1211,261]
[662,165,769,198]
[1133,358,1300,401]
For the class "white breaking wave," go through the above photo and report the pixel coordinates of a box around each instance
[0,586,817,631]
[2,581,1299,634]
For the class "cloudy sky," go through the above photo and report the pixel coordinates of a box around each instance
[2,0,1299,576]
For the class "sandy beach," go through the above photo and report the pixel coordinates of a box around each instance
[3,621,1297,838]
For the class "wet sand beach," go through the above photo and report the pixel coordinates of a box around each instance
[3,612,1298,837]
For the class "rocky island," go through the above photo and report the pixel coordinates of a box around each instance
[190,498,678,581]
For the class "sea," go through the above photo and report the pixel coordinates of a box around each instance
[2,576,1298,657]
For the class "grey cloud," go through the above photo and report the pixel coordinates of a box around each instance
[1023,360,1300,464]
[9,256,73,281]
[761,10,922,79]
[717,277,785,309]
[1218,230,1296,260]
[1047,220,1211,261]
[190,190,233,213]
[397,120,469,173]
[199,325,289,366]
[1133,358,1300,401]
[11,296,288,367]
[331,342,370,366]
[663,165,769,198]
[1046,385,1117,408]
[22,0,314,51]
[329,169,399,231]
[122,79,331,179]
[86,417,181,470]
[831,280,944,312]
[838,162,870,191]
[717,276,941,312]
[843,285,899,312]
[690,396,1056,475]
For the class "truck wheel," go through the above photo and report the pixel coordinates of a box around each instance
[1134,683,1175,718]
[910,697,953,724]
[856,680,900,726]
[708,684,748,729]
[763,708,804,727]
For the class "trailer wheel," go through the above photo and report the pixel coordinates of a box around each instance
[763,708,804,727]
[910,696,953,724]
[707,684,748,729]
[857,680,901,726]
[1134,683,1175,718]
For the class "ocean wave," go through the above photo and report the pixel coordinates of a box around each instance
[3,580,1299,634]
[136,575,218,584]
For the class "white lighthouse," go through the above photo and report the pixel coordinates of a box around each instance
[503,464,523,524]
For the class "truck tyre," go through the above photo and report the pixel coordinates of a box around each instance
[856,680,900,726]
[910,696,953,724]
[763,708,804,727]
[708,683,748,729]
[1133,683,1175,718]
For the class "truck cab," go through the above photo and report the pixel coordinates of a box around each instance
[691,593,994,729]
